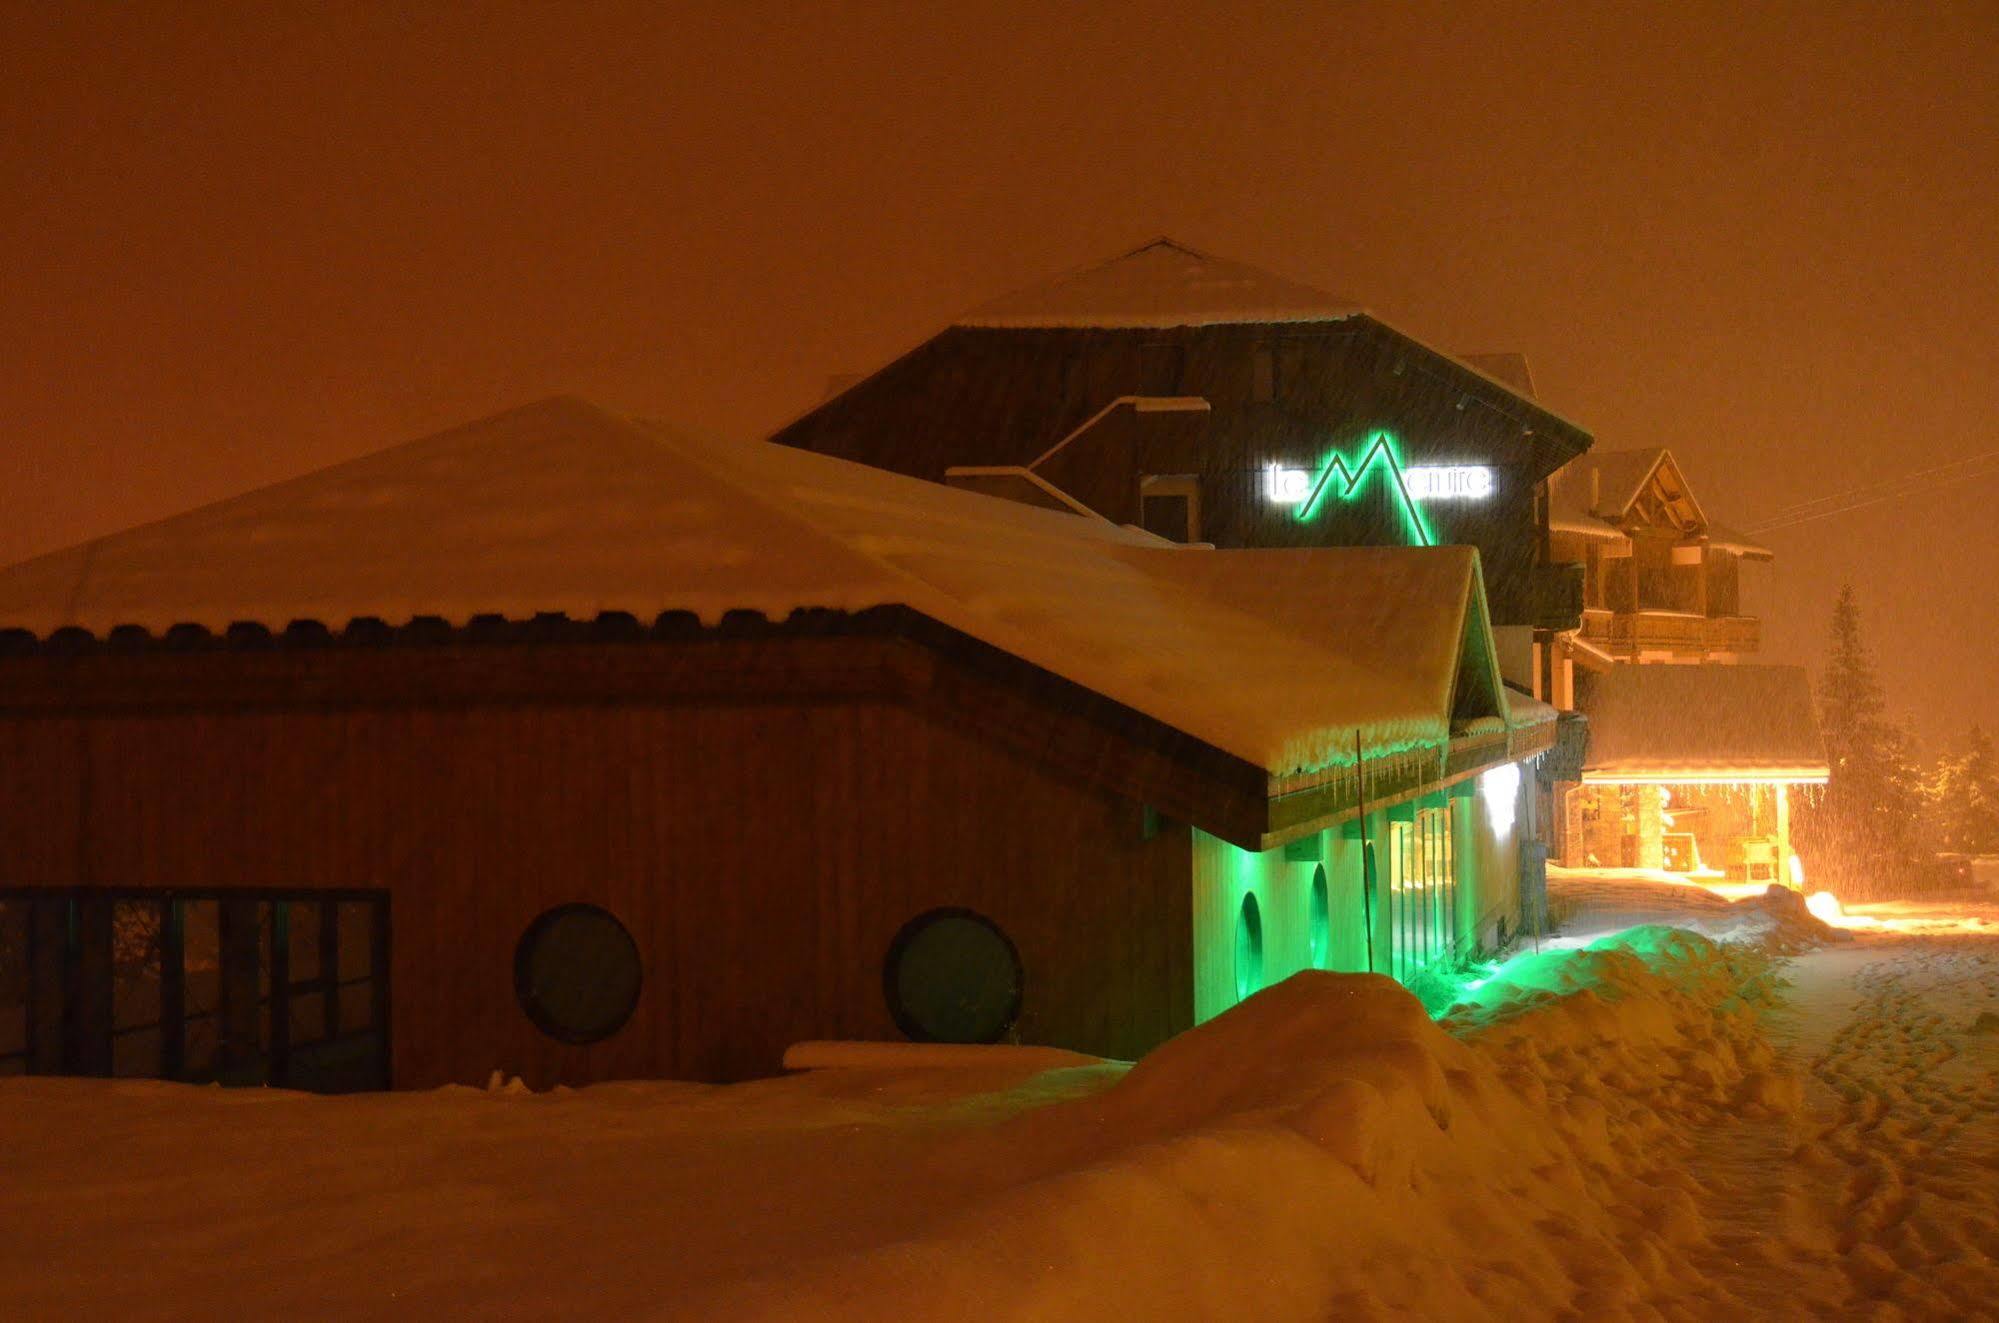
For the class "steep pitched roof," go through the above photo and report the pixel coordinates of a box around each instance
[0,397,1524,782]
[956,238,1362,330]
[1549,447,1709,538]
[1577,664,1828,781]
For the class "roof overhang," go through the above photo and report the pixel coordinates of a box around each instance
[1580,768,1829,786]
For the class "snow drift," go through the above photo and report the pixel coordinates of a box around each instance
[681,929,1794,1322]
[11,910,1994,1320]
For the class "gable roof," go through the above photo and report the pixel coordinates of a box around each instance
[1549,447,1710,539]
[0,397,1529,788]
[1577,664,1828,781]
[956,238,1363,330]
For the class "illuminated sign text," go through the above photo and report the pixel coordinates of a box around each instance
[1263,431,1502,546]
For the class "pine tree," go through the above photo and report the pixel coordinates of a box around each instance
[1800,585,1927,893]
[1929,726,1999,855]
[1961,727,1999,855]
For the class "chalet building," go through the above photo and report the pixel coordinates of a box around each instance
[769,239,1596,701]
[1543,448,1828,878]
[0,398,1552,1092]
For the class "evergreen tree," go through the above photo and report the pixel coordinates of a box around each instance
[1928,726,1999,855]
[1800,585,1927,893]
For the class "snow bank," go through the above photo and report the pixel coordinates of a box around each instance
[30,916,1986,1321]
[1548,866,1847,951]
[683,933,1800,1322]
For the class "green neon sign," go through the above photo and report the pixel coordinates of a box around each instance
[1286,430,1435,547]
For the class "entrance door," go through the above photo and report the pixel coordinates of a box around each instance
[0,890,389,1092]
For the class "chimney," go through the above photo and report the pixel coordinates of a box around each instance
[1589,466,1601,511]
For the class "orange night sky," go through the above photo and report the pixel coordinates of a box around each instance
[4,1,1994,744]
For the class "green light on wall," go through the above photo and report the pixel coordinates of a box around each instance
[1292,431,1436,547]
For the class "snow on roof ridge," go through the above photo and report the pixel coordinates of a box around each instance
[0,395,1500,781]
[955,238,1364,330]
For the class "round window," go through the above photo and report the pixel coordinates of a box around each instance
[1308,864,1331,969]
[883,908,1023,1044]
[1235,892,1264,1002]
[513,903,643,1045]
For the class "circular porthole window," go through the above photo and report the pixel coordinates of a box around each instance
[513,903,643,1045]
[1309,864,1331,969]
[883,908,1023,1044]
[1235,892,1264,1003]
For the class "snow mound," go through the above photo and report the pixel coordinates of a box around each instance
[1548,867,1849,952]
[685,933,1803,1321]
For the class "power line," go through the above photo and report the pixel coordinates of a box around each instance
[1753,445,1999,526]
[1751,448,1999,533]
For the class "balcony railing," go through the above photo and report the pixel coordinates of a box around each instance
[1578,609,1760,657]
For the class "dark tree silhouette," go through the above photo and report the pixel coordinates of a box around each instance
[1800,585,1928,895]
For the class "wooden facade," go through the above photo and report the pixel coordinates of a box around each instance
[0,395,1555,1093]
[0,617,1207,1087]
[1536,439,1827,877]
[773,318,1592,628]
[0,610,1549,1089]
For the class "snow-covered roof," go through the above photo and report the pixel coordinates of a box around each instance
[1457,352,1537,399]
[955,238,1362,330]
[1703,522,1773,560]
[1549,449,1770,558]
[1547,448,1671,536]
[1577,664,1827,781]
[0,397,1519,781]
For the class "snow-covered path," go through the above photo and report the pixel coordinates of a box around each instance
[1684,935,1999,1320]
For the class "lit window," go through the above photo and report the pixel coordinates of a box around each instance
[1481,764,1522,837]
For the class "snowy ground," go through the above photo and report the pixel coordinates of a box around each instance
[3,876,1996,1321]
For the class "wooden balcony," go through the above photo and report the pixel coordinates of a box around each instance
[1578,609,1760,658]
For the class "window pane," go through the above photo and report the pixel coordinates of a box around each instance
[112,900,164,1032]
[183,1012,219,1080]
[181,895,222,1031]
[1308,865,1330,969]
[337,903,373,983]
[257,903,272,1007]
[514,905,642,1045]
[884,909,1023,1044]
[290,993,325,1047]
[287,901,321,986]
[338,981,373,1035]
[182,901,221,1021]
[0,901,26,1059]
[1234,894,1263,1003]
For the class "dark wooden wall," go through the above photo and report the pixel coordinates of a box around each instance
[0,636,1196,1087]
[771,318,1592,626]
